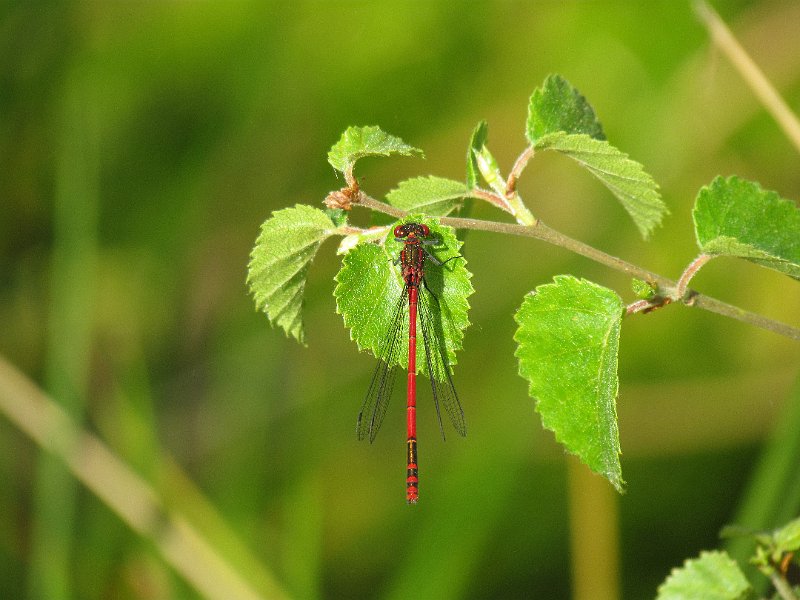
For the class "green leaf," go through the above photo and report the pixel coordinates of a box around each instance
[631,277,655,300]
[524,75,666,238]
[385,176,468,217]
[693,175,800,280]
[773,516,800,555]
[465,119,507,196]
[325,207,348,227]
[656,551,753,600]
[327,125,423,174]
[334,218,473,376]
[526,74,605,144]
[247,204,338,344]
[514,275,625,491]
[466,120,489,189]
[535,132,667,239]
[475,146,507,197]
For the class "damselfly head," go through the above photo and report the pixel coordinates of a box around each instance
[394,223,430,240]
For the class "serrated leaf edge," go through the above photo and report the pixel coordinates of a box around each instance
[536,132,667,238]
[247,205,337,343]
[657,550,752,600]
[385,175,469,215]
[692,176,800,280]
[513,275,625,491]
[526,74,606,144]
[327,125,423,173]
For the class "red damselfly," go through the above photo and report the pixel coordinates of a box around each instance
[357,223,466,504]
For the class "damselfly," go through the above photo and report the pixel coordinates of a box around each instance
[357,223,467,504]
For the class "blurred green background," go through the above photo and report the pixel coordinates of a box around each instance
[2,1,800,598]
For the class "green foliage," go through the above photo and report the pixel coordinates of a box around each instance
[334,218,473,375]
[247,205,339,344]
[327,125,423,174]
[9,5,800,600]
[247,69,800,598]
[514,276,625,491]
[535,132,667,238]
[526,74,605,143]
[693,176,800,280]
[656,551,753,600]
[250,75,800,514]
[631,277,656,299]
[325,207,348,227]
[772,516,800,556]
[466,120,489,189]
[385,176,468,216]
[524,75,667,238]
[465,120,506,197]
[744,516,800,578]
[724,383,800,597]
[463,75,671,233]
[474,145,507,197]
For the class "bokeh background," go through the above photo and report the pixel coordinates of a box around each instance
[2,1,800,598]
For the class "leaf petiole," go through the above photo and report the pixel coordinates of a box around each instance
[675,253,715,300]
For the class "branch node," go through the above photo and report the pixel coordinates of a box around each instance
[682,289,700,307]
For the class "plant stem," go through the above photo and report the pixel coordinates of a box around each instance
[28,72,99,600]
[694,0,800,153]
[771,571,799,600]
[469,187,536,226]
[507,145,535,195]
[676,253,714,300]
[344,164,357,189]
[469,187,513,212]
[627,299,658,315]
[505,191,538,226]
[505,146,538,225]
[354,194,800,342]
[0,354,285,600]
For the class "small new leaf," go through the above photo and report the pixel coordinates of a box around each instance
[466,120,489,189]
[693,176,800,280]
[464,119,506,196]
[514,275,625,491]
[386,176,468,216]
[473,144,506,197]
[327,125,423,174]
[631,278,656,300]
[247,204,338,344]
[656,551,753,600]
[535,132,667,239]
[526,74,605,144]
[334,218,473,376]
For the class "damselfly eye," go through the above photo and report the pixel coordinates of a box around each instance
[393,225,406,238]
[419,224,430,236]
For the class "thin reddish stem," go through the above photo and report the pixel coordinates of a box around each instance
[507,145,535,196]
[675,254,714,300]
[470,187,513,212]
[626,299,652,316]
[343,165,357,189]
